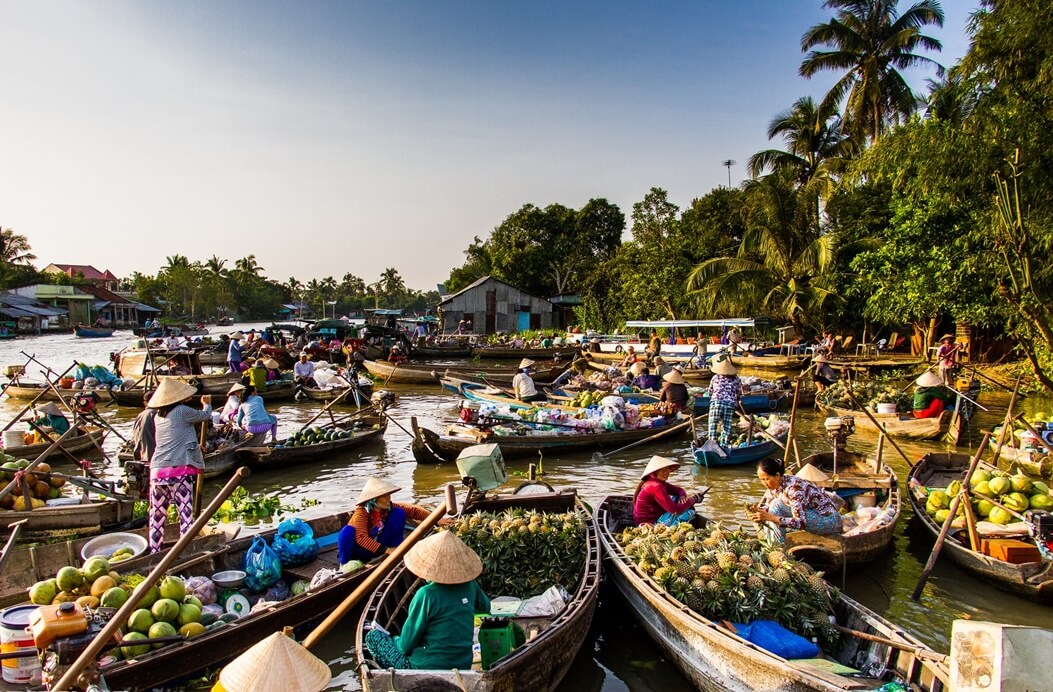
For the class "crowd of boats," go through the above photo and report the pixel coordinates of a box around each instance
[0,325,1050,690]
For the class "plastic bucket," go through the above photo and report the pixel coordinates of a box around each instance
[1,604,40,684]
[2,430,25,449]
[876,403,897,415]
[59,377,75,389]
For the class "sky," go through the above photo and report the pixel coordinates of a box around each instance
[0,1,978,292]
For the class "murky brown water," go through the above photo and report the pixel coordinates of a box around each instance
[4,327,1053,690]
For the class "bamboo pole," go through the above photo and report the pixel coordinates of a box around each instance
[0,426,80,501]
[54,467,251,691]
[912,432,990,601]
[595,417,695,459]
[0,361,77,433]
[783,379,801,467]
[991,377,1022,467]
[843,387,913,466]
[301,483,458,649]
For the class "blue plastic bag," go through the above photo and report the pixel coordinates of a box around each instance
[731,620,819,659]
[243,535,282,592]
[270,518,319,567]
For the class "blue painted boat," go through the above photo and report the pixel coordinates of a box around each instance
[545,387,785,415]
[74,326,115,338]
[691,435,784,467]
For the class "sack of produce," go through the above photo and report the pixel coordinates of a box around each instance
[184,575,217,605]
[242,535,282,591]
[270,518,320,567]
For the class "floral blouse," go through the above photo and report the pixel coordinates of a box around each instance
[708,374,741,404]
[759,474,840,530]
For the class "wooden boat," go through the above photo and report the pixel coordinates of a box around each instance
[1,425,106,460]
[545,384,789,414]
[118,433,259,480]
[411,341,474,358]
[356,488,600,692]
[114,348,240,397]
[364,359,567,386]
[132,323,209,338]
[907,452,1053,602]
[0,475,137,535]
[411,415,690,463]
[1,382,116,401]
[729,353,809,371]
[691,434,785,468]
[97,512,389,690]
[585,360,713,385]
[470,345,571,360]
[449,379,580,412]
[297,384,373,407]
[0,523,233,611]
[817,403,951,441]
[596,495,949,691]
[785,450,900,568]
[236,416,387,468]
[74,326,115,338]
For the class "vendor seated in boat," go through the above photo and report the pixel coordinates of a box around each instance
[245,358,268,390]
[338,477,435,564]
[912,371,955,419]
[365,531,490,671]
[618,345,639,368]
[633,455,704,526]
[293,352,318,387]
[262,357,282,383]
[387,344,408,364]
[629,362,662,391]
[651,355,673,378]
[748,457,843,543]
[657,369,689,414]
[33,402,71,435]
[235,385,278,443]
[811,353,838,393]
[221,382,246,423]
[512,358,546,402]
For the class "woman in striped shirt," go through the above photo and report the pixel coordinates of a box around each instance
[337,477,435,565]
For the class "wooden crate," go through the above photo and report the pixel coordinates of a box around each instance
[980,538,1042,564]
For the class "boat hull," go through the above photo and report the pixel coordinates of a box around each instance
[692,437,783,467]
[236,419,386,468]
[1,427,106,460]
[818,404,950,440]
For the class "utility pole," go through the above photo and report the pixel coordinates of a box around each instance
[721,159,736,188]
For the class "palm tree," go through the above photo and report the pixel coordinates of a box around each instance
[800,0,945,143]
[234,255,263,275]
[0,229,36,265]
[747,97,852,190]
[164,254,189,271]
[686,171,839,332]
[204,255,227,277]
[380,268,405,307]
[924,71,977,125]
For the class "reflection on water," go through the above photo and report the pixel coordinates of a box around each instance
[4,328,1053,689]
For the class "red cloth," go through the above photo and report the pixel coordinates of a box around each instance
[633,479,694,525]
[913,398,945,419]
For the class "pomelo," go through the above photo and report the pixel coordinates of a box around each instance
[1005,492,1030,513]
[91,576,117,598]
[928,490,950,510]
[989,477,1012,496]
[151,598,180,623]
[178,603,202,626]
[29,579,58,605]
[1033,481,1050,496]
[1011,475,1034,494]
[158,575,185,602]
[970,470,992,486]
[127,609,155,634]
[976,499,994,517]
[934,509,951,525]
[183,594,203,610]
[989,507,1012,525]
[120,631,150,658]
[56,566,83,593]
[179,622,206,639]
[1030,494,1053,511]
[101,587,129,609]
[133,584,160,610]
[148,621,177,648]
[973,481,992,498]
[946,480,962,497]
[81,556,110,583]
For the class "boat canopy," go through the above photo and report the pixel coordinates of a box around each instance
[624,318,758,329]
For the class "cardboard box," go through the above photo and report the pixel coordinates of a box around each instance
[980,538,1042,564]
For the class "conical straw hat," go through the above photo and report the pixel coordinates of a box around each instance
[916,371,943,387]
[652,356,664,364]
[263,358,281,369]
[710,358,737,376]
[813,353,829,364]
[227,382,246,396]
[146,379,198,408]
[641,455,680,480]
[518,358,535,370]
[218,631,330,692]
[794,463,830,483]
[38,402,63,416]
[629,362,646,375]
[939,334,955,342]
[404,531,483,584]
[355,477,401,505]
[662,370,685,384]
[230,331,245,340]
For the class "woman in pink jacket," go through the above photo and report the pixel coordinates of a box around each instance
[632,455,704,526]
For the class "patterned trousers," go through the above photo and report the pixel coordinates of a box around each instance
[707,400,736,446]
[763,497,843,543]
[365,628,411,669]
[149,476,196,553]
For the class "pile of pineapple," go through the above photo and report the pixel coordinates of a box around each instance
[619,522,840,650]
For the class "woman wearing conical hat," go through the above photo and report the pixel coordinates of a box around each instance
[811,353,839,393]
[146,379,212,553]
[227,332,245,374]
[337,477,435,566]
[365,531,490,671]
[33,401,70,435]
[748,457,843,543]
[657,369,689,414]
[633,456,705,526]
[913,370,955,419]
[707,357,741,447]
[512,358,545,403]
[629,362,661,392]
[936,334,959,387]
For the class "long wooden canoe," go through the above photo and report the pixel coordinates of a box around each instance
[585,360,713,385]
[596,495,949,691]
[357,489,600,692]
[111,380,297,407]
[411,415,690,463]
[364,359,566,386]
[470,345,572,360]
[1,382,116,402]
[1,425,107,460]
[692,436,784,468]
[817,404,951,441]
[785,450,900,569]
[118,433,260,480]
[907,452,1053,602]
[236,416,387,468]
[0,496,137,534]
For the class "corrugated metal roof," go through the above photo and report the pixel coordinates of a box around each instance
[0,307,35,318]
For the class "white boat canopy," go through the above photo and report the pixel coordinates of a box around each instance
[624,318,757,329]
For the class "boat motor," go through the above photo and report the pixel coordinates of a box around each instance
[823,415,855,449]
[1027,509,1053,559]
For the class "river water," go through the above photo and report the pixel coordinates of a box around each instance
[4,326,1053,691]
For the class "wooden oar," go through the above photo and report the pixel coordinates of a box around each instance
[842,387,913,466]
[991,377,1022,467]
[831,624,949,664]
[783,379,801,467]
[0,520,28,574]
[383,361,401,387]
[54,467,252,691]
[0,361,78,433]
[912,432,990,601]
[594,417,695,459]
[301,484,458,649]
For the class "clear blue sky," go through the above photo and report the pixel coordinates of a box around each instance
[0,1,977,291]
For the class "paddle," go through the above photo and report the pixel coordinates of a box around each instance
[55,467,252,691]
[301,484,458,649]
[783,379,802,468]
[383,360,401,387]
[0,519,28,574]
[593,416,695,460]
[736,404,786,451]
[991,377,1023,467]
[831,624,948,664]
[911,432,990,601]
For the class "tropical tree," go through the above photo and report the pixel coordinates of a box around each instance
[0,228,38,289]
[380,268,406,307]
[799,0,945,143]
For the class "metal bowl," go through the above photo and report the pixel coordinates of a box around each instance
[212,570,247,589]
[80,532,149,563]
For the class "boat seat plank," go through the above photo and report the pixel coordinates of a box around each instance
[816,476,892,490]
[282,547,341,581]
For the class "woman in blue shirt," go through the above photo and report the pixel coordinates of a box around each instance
[236,385,278,442]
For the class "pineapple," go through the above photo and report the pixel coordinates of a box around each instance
[766,549,787,568]
[670,546,686,561]
[673,561,696,581]
[747,575,763,590]
[738,555,754,569]
[697,564,717,581]
[773,567,791,583]
[716,551,738,570]
[653,566,675,583]
[806,574,828,598]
